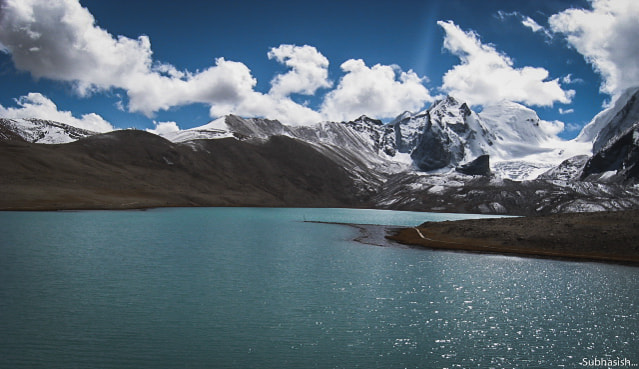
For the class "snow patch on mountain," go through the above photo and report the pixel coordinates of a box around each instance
[538,155,590,181]
[577,87,639,152]
[477,101,591,180]
[159,117,234,142]
[0,118,97,144]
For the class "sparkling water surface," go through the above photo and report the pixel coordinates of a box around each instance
[1,207,637,368]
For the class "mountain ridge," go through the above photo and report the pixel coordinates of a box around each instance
[2,91,639,214]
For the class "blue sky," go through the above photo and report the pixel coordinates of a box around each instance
[1,0,637,139]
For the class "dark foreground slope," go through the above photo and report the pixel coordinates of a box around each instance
[388,210,639,264]
[0,130,363,210]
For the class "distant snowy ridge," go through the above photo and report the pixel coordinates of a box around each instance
[172,96,592,180]
[0,118,97,144]
[159,117,235,142]
[4,94,639,215]
[4,90,639,183]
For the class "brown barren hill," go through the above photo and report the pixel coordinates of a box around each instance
[388,210,639,264]
[0,130,364,210]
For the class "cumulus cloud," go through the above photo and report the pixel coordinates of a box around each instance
[267,44,332,97]
[0,0,152,95]
[0,0,263,116]
[146,120,180,135]
[125,57,259,116]
[438,20,574,107]
[320,59,432,121]
[549,0,639,97]
[0,0,433,125]
[209,91,324,125]
[558,107,574,115]
[538,119,565,136]
[0,92,113,132]
[0,0,330,124]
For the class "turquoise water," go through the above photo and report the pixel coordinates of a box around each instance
[0,207,637,368]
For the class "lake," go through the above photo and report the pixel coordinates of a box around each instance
[1,207,637,368]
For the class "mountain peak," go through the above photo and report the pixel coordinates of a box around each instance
[434,95,461,107]
[352,115,383,126]
[479,100,551,145]
[578,86,639,154]
[391,111,414,124]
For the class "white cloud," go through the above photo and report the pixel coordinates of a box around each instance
[495,11,513,20]
[558,107,574,115]
[267,44,332,97]
[320,59,432,121]
[209,91,324,125]
[124,57,260,116]
[0,0,434,125]
[538,119,565,136]
[549,0,639,97]
[521,16,543,33]
[0,0,152,95]
[496,11,552,39]
[0,92,113,132]
[146,120,180,135]
[561,73,584,84]
[0,0,330,125]
[0,0,267,116]
[438,20,574,107]
[522,16,553,39]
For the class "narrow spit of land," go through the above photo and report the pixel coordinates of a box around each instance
[385,210,639,265]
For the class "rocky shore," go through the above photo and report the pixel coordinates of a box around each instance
[386,210,639,265]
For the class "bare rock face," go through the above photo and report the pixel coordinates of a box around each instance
[456,155,490,176]
[581,123,639,183]
[587,88,639,154]
[539,155,590,181]
[406,96,490,171]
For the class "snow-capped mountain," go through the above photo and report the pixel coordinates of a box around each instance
[391,96,492,172]
[163,114,408,173]
[581,122,639,183]
[0,94,624,183]
[478,101,592,180]
[0,118,96,144]
[159,117,235,142]
[3,90,639,215]
[577,87,639,153]
[384,96,590,180]
[0,96,603,181]
[572,87,639,184]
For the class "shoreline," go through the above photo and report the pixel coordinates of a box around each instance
[305,221,408,248]
[387,210,639,266]
[312,220,639,266]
